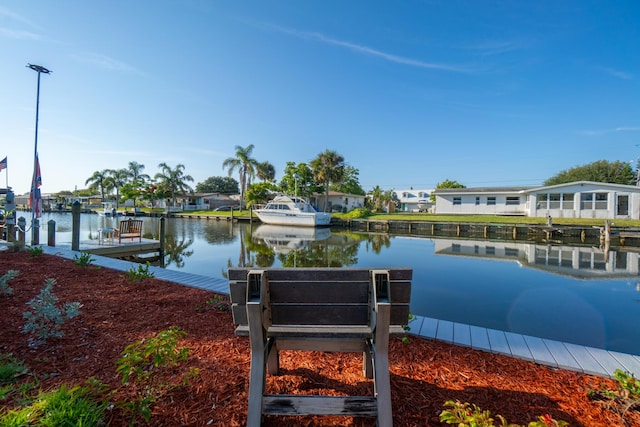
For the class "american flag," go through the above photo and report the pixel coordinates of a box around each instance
[0,157,6,171]
[29,155,42,218]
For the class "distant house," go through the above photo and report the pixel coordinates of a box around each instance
[392,189,434,212]
[434,181,640,219]
[312,191,366,213]
[174,193,239,210]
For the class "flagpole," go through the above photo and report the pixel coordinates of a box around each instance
[27,64,51,245]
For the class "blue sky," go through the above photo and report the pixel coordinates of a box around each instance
[1,1,639,195]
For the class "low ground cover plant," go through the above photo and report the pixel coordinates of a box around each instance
[73,252,95,267]
[440,400,568,426]
[124,262,154,283]
[22,279,81,347]
[589,369,640,425]
[0,270,18,295]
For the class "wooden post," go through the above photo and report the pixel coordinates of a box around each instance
[581,229,586,243]
[158,217,165,266]
[512,226,517,240]
[456,224,461,237]
[230,207,234,222]
[17,217,26,244]
[604,220,611,244]
[71,201,81,251]
[483,225,488,238]
[31,219,39,245]
[47,219,55,246]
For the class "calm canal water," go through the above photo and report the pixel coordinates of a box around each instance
[37,212,640,355]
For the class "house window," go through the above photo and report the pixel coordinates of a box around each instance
[536,194,547,209]
[562,193,574,210]
[505,247,519,257]
[487,197,496,205]
[453,197,461,205]
[452,244,461,253]
[475,197,480,205]
[485,246,495,255]
[580,193,593,210]
[549,193,561,209]
[595,193,607,210]
[506,197,520,205]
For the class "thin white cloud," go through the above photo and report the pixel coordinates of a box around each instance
[578,127,640,136]
[467,39,532,56]
[267,24,472,73]
[0,6,41,29]
[69,52,147,77]
[602,67,633,80]
[0,27,42,40]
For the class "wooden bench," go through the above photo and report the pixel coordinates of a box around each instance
[228,267,412,426]
[114,219,143,243]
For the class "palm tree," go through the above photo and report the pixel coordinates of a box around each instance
[222,144,258,209]
[127,161,150,185]
[310,150,345,212]
[85,169,111,200]
[154,162,194,208]
[256,161,276,182]
[107,168,130,208]
[126,161,151,207]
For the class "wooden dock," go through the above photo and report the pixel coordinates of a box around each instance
[37,245,640,380]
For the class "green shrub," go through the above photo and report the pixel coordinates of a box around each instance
[26,246,43,257]
[22,279,81,347]
[589,369,640,424]
[0,382,108,426]
[73,252,95,267]
[0,270,18,295]
[115,327,191,424]
[440,400,568,427]
[124,262,154,283]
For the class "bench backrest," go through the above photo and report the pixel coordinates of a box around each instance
[119,219,143,234]
[228,267,412,334]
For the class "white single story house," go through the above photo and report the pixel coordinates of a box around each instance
[174,193,239,210]
[313,191,366,213]
[434,181,640,219]
[392,189,434,212]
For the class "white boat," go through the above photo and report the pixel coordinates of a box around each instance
[252,224,331,254]
[97,202,122,217]
[253,195,331,227]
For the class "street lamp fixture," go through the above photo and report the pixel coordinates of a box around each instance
[27,63,52,245]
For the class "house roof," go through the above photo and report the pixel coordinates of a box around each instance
[434,186,534,194]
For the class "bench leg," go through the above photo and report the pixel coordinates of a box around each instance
[266,338,279,375]
[363,348,373,379]
[247,302,267,426]
[374,303,392,427]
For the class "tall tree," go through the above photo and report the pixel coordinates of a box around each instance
[544,160,636,186]
[310,149,345,211]
[279,162,322,198]
[222,144,258,208]
[329,165,365,195]
[256,161,276,182]
[154,163,194,207]
[125,161,150,207]
[107,168,130,208]
[195,176,239,194]
[84,169,111,200]
[431,179,466,202]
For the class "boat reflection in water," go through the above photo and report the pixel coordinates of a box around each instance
[252,224,331,254]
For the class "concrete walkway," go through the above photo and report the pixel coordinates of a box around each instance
[36,244,640,380]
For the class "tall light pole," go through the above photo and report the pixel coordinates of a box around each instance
[27,63,51,245]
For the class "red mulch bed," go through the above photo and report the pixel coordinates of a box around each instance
[0,251,637,426]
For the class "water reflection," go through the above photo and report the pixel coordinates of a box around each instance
[33,212,640,354]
